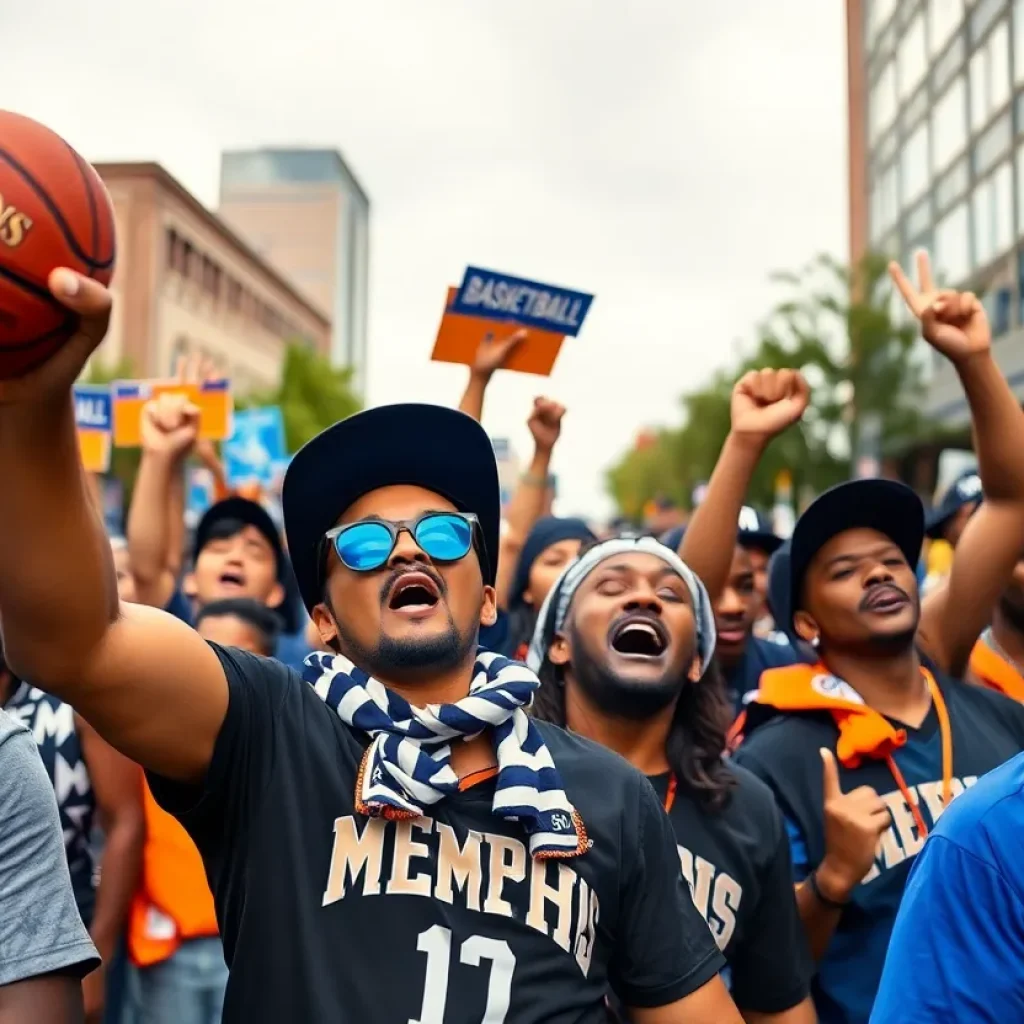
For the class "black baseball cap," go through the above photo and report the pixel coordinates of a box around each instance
[737,506,783,555]
[282,404,500,612]
[788,479,925,628]
[194,496,284,572]
[925,469,983,539]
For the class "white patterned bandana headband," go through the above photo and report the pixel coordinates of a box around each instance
[526,535,717,674]
[303,648,587,860]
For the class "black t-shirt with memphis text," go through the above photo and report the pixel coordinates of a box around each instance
[148,645,725,1023]
[647,767,811,1015]
[733,673,1024,1024]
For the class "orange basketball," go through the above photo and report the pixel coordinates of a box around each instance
[0,110,116,378]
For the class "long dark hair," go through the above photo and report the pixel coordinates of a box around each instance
[530,582,736,812]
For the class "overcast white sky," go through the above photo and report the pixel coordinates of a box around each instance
[4,1,847,519]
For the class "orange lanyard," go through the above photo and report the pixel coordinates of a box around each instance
[883,670,953,839]
[663,773,677,813]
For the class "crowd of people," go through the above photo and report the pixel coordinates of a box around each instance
[2,252,1024,1023]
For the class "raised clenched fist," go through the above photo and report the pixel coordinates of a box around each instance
[730,367,810,445]
[527,397,565,453]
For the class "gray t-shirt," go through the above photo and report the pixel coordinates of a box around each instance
[0,708,98,985]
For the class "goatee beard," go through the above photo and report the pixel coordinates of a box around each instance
[336,611,477,681]
[571,641,683,721]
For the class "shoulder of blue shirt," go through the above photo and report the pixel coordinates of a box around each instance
[929,748,1024,860]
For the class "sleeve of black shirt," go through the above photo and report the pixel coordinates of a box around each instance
[610,770,726,1009]
[727,798,812,1014]
[147,643,292,844]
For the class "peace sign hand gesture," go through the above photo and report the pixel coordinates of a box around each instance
[889,251,991,364]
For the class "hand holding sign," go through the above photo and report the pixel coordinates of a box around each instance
[730,368,810,446]
[471,329,527,378]
[816,748,891,903]
[527,397,565,454]
[889,251,991,364]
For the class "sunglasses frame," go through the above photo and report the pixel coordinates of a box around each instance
[324,511,481,572]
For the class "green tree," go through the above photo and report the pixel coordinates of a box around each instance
[606,251,931,514]
[238,343,362,452]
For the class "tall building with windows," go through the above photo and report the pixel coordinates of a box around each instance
[217,148,370,396]
[89,162,330,393]
[849,0,1024,428]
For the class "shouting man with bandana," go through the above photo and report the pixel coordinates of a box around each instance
[528,532,815,1023]
[0,269,741,1023]
[721,254,1024,1023]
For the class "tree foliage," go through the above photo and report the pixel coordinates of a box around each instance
[606,252,930,514]
[237,343,362,452]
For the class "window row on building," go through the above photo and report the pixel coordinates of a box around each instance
[164,227,311,346]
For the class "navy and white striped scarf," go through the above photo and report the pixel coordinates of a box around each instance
[304,648,587,859]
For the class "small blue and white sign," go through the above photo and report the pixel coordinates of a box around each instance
[491,437,511,460]
[186,467,215,529]
[223,407,287,487]
[74,385,112,431]
[452,267,594,337]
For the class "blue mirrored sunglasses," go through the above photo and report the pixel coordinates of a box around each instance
[325,512,479,572]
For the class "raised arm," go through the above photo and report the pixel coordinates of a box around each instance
[457,329,525,421]
[0,270,228,783]
[890,254,1024,676]
[680,369,808,599]
[125,393,198,608]
[494,397,564,609]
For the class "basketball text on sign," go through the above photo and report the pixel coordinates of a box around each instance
[112,379,233,447]
[452,268,594,337]
[431,269,593,377]
[74,384,113,474]
[222,407,288,488]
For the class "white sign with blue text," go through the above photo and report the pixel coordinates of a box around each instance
[451,267,594,337]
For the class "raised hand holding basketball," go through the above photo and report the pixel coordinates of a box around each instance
[0,269,110,406]
[0,109,116,396]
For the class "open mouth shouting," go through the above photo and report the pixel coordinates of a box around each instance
[217,569,248,593]
[608,613,669,660]
[385,571,443,620]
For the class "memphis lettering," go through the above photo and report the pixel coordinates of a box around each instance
[677,846,742,951]
[322,816,600,975]
[862,774,978,883]
[461,276,583,330]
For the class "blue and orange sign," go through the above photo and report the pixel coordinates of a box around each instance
[431,268,594,377]
[112,378,233,447]
[74,384,112,473]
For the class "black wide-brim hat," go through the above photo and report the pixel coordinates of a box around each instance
[788,479,924,628]
[282,404,500,612]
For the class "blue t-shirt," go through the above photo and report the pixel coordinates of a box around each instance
[871,751,1024,1023]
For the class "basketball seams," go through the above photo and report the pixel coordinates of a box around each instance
[0,314,76,354]
[0,263,71,349]
[67,143,116,271]
[0,147,114,272]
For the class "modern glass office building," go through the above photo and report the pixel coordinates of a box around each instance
[850,0,1024,424]
[219,148,370,396]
